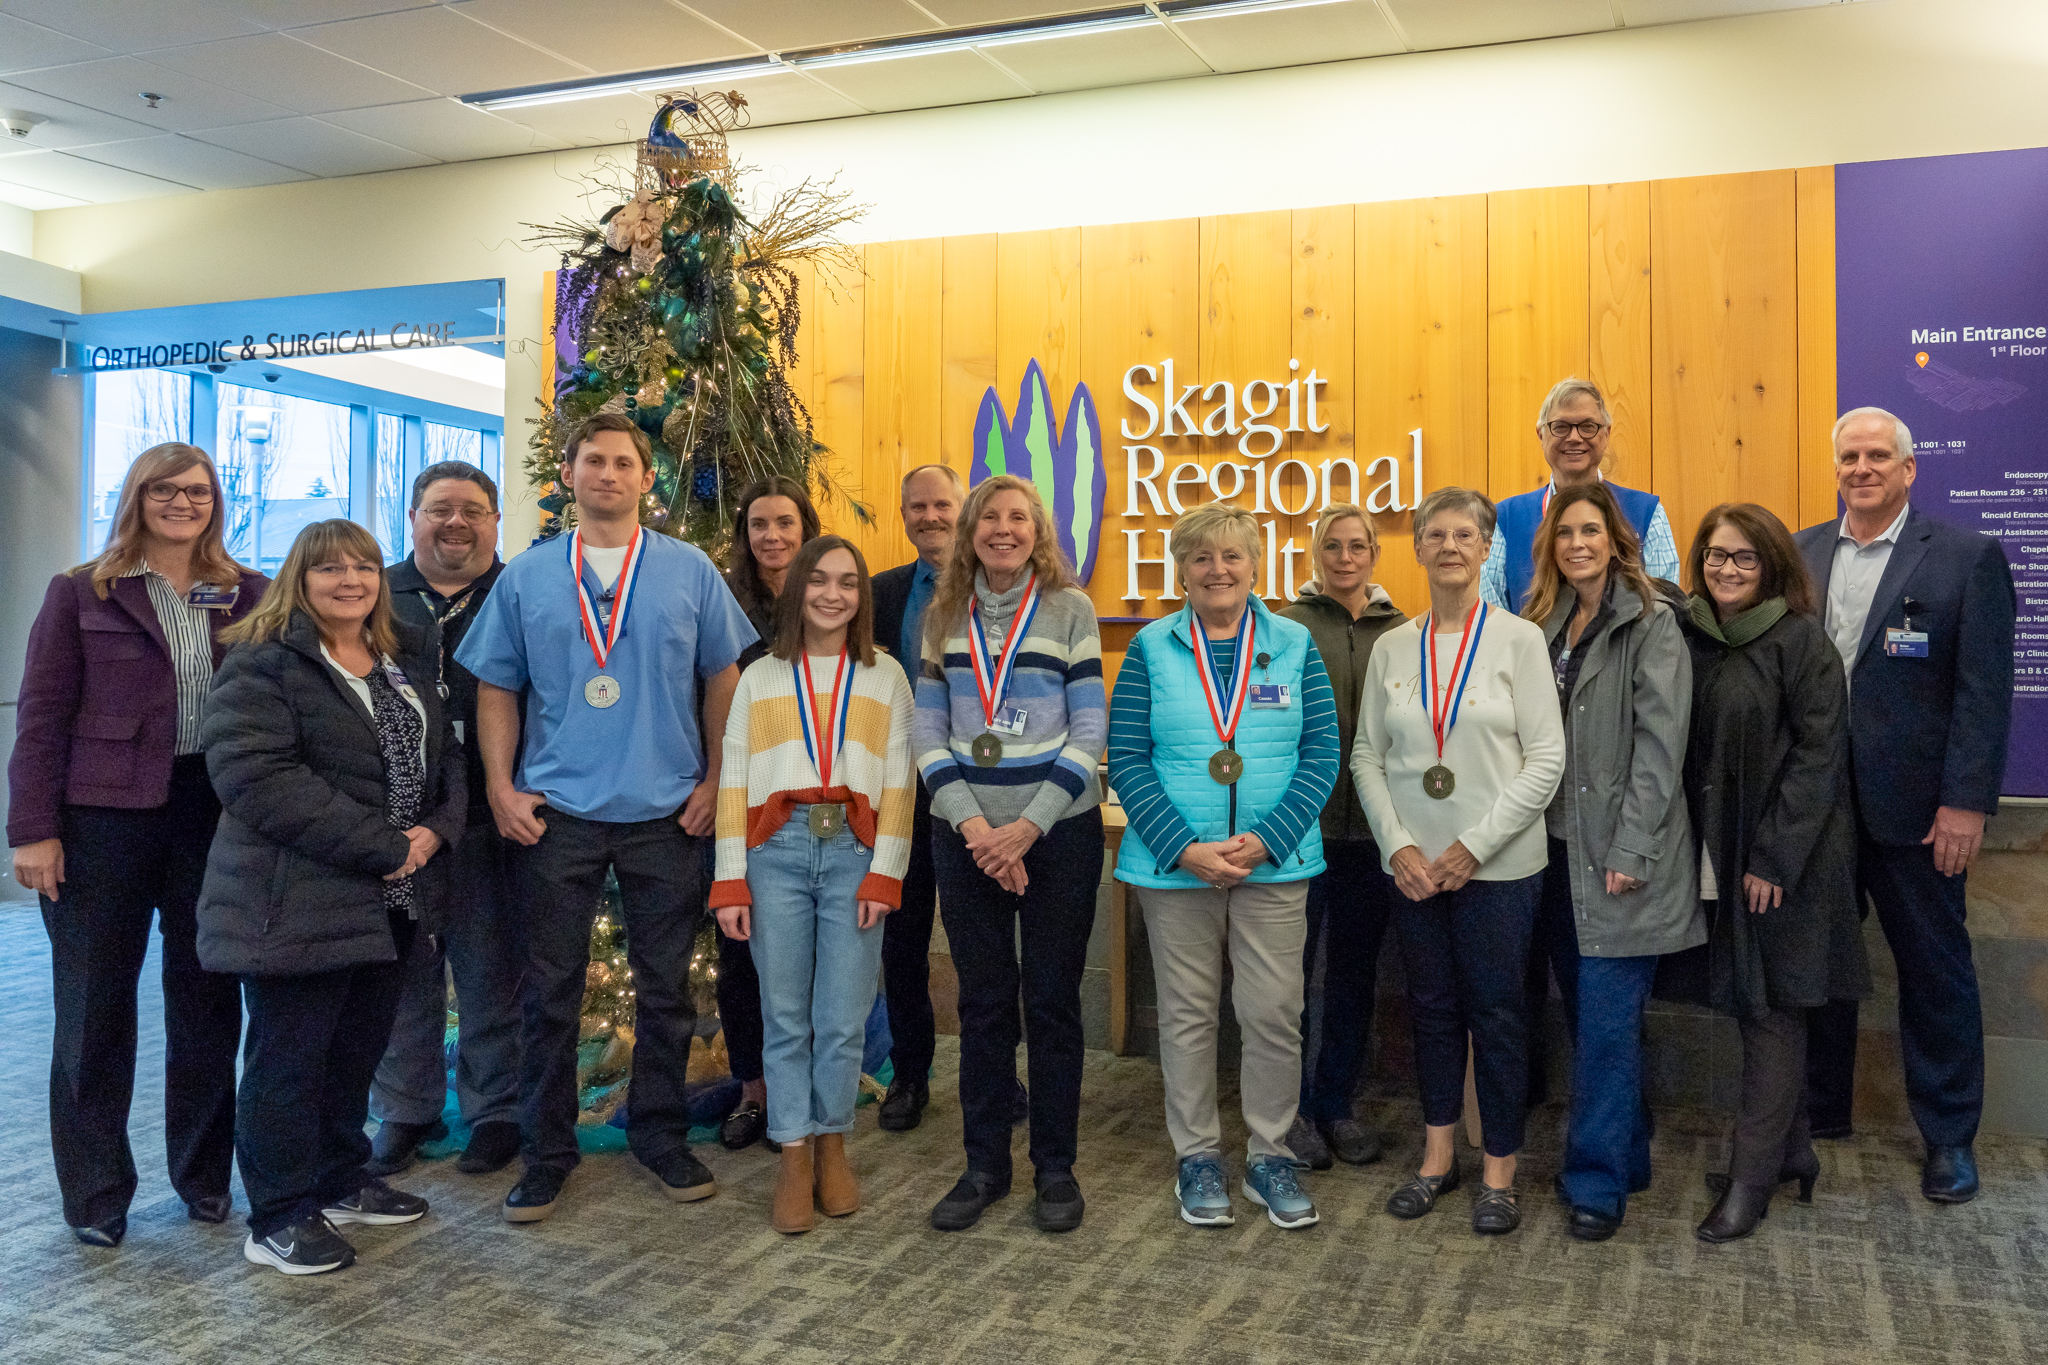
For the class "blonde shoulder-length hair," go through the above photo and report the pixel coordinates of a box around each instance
[219,519,400,658]
[922,473,1076,663]
[80,443,247,600]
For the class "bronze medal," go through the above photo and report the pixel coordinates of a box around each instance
[1423,765,1456,800]
[808,803,843,839]
[1209,749,1243,785]
[971,732,1004,767]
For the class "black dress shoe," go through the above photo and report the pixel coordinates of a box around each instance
[931,1170,1010,1231]
[186,1194,233,1224]
[457,1121,523,1175]
[720,1100,768,1151]
[1031,1172,1085,1232]
[1696,1180,1772,1243]
[878,1077,929,1132]
[73,1215,126,1248]
[1922,1145,1979,1204]
[1318,1118,1382,1166]
[1568,1206,1621,1242]
[365,1118,447,1177]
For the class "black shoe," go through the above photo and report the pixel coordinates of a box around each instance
[878,1077,930,1132]
[505,1163,570,1223]
[324,1178,428,1227]
[365,1118,447,1178]
[720,1100,768,1151]
[457,1121,523,1175]
[186,1194,233,1224]
[652,1148,718,1203]
[931,1170,1010,1231]
[243,1214,355,1276]
[1011,1080,1030,1128]
[72,1215,126,1248]
[1385,1161,1460,1220]
[1696,1180,1773,1243]
[1706,1148,1819,1204]
[1810,1122,1854,1141]
[1922,1144,1979,1204]
[1472,1183,1521,1236]
[1032,1173,1085,1233]
[1285,1116,1334,1171]
[1568,1206,1621,1242]
[1318,1118,1382,1166]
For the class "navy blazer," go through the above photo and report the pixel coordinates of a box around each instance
[1794,506,2016,846]
[9,566,270,846]
[871,559,918,666]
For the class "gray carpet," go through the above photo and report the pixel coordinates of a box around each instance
[1,901,2044,1365]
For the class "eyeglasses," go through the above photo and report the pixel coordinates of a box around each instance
[1420,528,1484,549]
[1544,420,1608,439]
[1703,548,1761,570]
[419,505,494,525]
[143,480,215,505]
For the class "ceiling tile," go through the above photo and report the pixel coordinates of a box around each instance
[191,116,437,177]
[916,2,1111,23]
[6,55,297,132]
[288,7,588,95]
[0,76,163,149]
[461,0,757,74]
[680,0,940,52]
[0,147,195,201]
[0,12,111,74]
[0,178,85,208]
[805,48,1030,114]
[323,97,568,161]
[70,133,313,190]
[978,23,1209,94]
[218,0,441,27]
[0,0,264,51]
[1378,0,1616,49]
[711,70,867,125]
[140,33,437,116]
[1172,0,1405,74]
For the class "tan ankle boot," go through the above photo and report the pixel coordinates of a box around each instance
[772,1141,815,1234]
[814,1132,860,1217]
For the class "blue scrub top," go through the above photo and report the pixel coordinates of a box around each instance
[456,532,757,823]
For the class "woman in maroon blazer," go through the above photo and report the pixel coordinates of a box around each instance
[9,442,267,1247]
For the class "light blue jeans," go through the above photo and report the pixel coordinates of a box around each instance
[746,809,886,1144]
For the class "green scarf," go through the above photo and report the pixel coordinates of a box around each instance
[1687,594,1787,647]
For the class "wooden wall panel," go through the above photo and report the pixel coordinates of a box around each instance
[857,238,942,569]
[1291,204,1354,592]
[940,233,997,480]
[810,249,867,543]
[1796,165,1840,533]
[1488,186,1590,498]
[1588,181,1653,492]
[1357,195,1490,616]
[1650,171,1801,552]
[994,227,1083,418]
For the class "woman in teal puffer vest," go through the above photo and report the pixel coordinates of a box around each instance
[1107,501,1340,1232]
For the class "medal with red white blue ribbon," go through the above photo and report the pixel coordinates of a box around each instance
[967,572,1041,767]
[1191,606,1255,785]
[793,645,854,837]
[569,526,647,709]
[1419,600,1489,799]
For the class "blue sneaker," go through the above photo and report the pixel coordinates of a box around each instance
[1175,1154,1234,1226]
[1243,1154,1319,1228]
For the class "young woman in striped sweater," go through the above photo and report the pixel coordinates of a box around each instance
[912,473,1108,1235]
[710,535,915,1234]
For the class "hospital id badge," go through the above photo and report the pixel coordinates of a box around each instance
[1885,629,1929,658]
[1248,683,1291,709]
[186,582,239,609]
[989,705,1028,737]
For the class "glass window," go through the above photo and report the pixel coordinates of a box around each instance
[216,385,351,574]
[90,370,191,552]
[374,413,409,562]
[425,422,483,470]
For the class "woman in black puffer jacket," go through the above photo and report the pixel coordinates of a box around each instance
[198,520,464,1277]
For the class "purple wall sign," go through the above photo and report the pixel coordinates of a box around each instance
[1837,148,2048,797]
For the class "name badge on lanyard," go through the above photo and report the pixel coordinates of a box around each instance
[186,582,238,610]
[1248,683,1290,709]
[1885,629,1929,658]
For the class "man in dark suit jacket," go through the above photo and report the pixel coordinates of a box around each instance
[1795,406,2016,1204]
[870,463,963,1131]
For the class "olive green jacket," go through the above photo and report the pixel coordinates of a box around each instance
[1284,585,1407,846]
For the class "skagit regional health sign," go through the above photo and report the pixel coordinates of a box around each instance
[973,359,1423,613]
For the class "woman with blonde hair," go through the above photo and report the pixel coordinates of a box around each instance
[9,443,265,1247]
[911,473,1108,1234]
[198,520,465,1275]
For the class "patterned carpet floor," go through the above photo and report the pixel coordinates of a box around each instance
[1,902,2044,1364]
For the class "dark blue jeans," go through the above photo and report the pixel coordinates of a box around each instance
[1561,953,1659,1219]
[1299,840,1393,1125]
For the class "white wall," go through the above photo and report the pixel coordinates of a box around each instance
[30,0,2048,548]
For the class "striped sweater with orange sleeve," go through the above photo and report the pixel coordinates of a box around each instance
[710,648,916,909]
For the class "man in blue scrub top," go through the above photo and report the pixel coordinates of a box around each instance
[459,411,757,1224]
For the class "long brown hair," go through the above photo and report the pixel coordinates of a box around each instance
[922,474,1075,663]
[1684,503,1815,616]
[729,475,821,617]
[220,519,400,658]
[1521,481,1658,627]
[81,443,246,600]
[770,535,876,667]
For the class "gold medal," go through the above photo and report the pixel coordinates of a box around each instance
[1423,764,1455,800]
[808,803,844,838]
[971,732,1004,767]
[1209,749,1243,785]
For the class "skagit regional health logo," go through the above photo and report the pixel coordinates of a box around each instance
[972,359,1106,585]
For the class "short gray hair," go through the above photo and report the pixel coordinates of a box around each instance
[1832,406,1915,462]
[1171,500,1263,575]
[900,463,964,497]
[1537,376,1611,429]
[1412,486,1496,550]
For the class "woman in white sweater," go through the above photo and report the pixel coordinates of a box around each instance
[1350,487,1565,1237]
[711,535,915,1235]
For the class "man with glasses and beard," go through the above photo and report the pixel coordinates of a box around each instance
[364,461,524,1179]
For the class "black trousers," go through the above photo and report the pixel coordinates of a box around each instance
[1806,997,1859,1134]
[715,929,765,1085]
[932,808,1102,1186]
[515,809,705,1171]
[881,781,939,1085]
[1730,1004,1813,1187]
[42,755,241,1228]
[237,913,413,1240]
[1299,840,1393,1125]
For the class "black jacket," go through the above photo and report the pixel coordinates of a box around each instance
[1675,601,1870,1018]
[871,559,922,667]
[196,612,466,977]
[388,556,501,826]
[1281,586,1406,845]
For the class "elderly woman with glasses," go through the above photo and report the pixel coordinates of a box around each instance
[1108,501,1340,1232]
[1352,487,1564,1237]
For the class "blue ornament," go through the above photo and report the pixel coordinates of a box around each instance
[691,464,718,500]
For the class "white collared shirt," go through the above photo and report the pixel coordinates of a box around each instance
[1825,502,1911,680]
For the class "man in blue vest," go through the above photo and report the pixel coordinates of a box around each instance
[1480,378,1681,613]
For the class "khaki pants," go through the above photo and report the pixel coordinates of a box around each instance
[1137,880,1309,1161]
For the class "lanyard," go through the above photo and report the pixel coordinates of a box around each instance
[967,573,1041,728]
[793,647,854,790]
[1420,601,1489,762]
[568,527,647,672]
[1190,605,1255,746]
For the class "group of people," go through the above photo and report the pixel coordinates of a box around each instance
[10,377,2013,1274]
